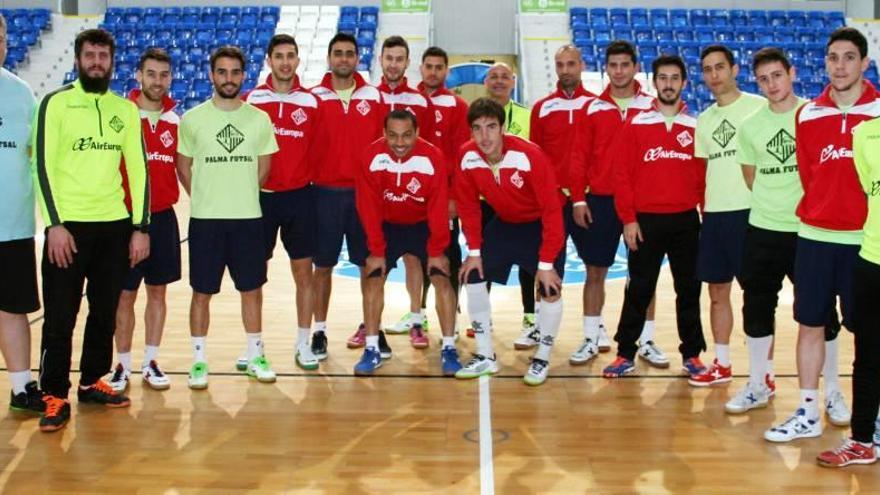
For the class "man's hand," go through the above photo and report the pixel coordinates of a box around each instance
[427,255,450,277]
[623,222,643,251]
[459,255,484,284]
[572,203,593,229]
[129,231,150,268]
[537,267,562,298]
[365,255,386,278]
[46,225,77,268]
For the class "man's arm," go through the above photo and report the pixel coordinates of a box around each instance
[176,153,193,196]
[258,154,272,186]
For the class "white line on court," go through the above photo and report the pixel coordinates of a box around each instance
[479,375,495,495]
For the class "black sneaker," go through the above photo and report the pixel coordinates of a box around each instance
[39,395,70,433]
[77,380,131,408]
[10,381,46,413]
[311,330,328,361]
[378,330,393,360]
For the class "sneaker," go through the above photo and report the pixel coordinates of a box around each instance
[39,395,71,433]
[410,324,430,349]
[466,327,475,338]
[597,325,612,352]
[235,356,248,372]
[603,356,636,378]
[825,391,852,427]
[441,347,462,376]
[10,381,46,414]
[725,381,771,414]
[378,330,393,359]
[188,361,209,390]
[817,438,877,468]
[455,354,499,379]
[523,358,550,386]
[142,361,171,390]
[637,341,670,369]
[77,380,131,407]
[513,327,541,350]
[764,408,822,442]
[296,344,320,370]
[347,324,367,348]
[681,357,707,376]
[108,363,130,392]
[311,330,328,361]
[354,347,382,376]
[766,373,776,397]
[385,312,417,334]
[687,359,731,387]
[569,338,599,365]
[247,356,277,383]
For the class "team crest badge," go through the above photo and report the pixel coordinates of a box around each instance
[677,130,693,147]
[510,171,524,189]
[407,177,422,194]
[435,109,442,123]
[160,129,174,148]
[356,100,371,116]
[291,108,308,125]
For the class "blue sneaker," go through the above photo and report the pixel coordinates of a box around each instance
[354,348,382,376]
[602,356,635,378]
[441,347,462,376]
[681,357,707,376]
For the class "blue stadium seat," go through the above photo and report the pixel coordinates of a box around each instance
[675,30,694,42]
[240,13,258,28]
[774,30,795,43]
[691,9,708,27]
[828,11,845,28]
[589,8,608,27]
[610,8,627,25]
[716,29,735,42]
[747,10,768,27]
[649,8,668,27]
[787,10,807,27]
[695,26,714,43]
[593,29,611,43]
[680,41,700,59]
[631,8,648,26]
[735,29,755,42]
[807,11,826,29]
[634,27,652,42]
[768,10,787,27]
[670,9,689,28]
[659,43,678,56]
[612,29,633,42]
[730,9,748,27]
[709,9,729,27]
[755,27,774,44]
[654,27,673,42]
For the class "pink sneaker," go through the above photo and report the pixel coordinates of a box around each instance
[346,323,366,348]
[410,324,429,349]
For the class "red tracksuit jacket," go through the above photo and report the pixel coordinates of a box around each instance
[121,89,178,213]
[418,82,471,181]
[377,77,438,148]
[356,137,450,258]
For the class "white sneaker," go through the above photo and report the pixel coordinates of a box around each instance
[108,363,130,393]
[142,360,171,390]
[597,325,611,352]
[235,355,248,371]
[188,362,209,390]
[513,326,541,350]
[764,408,823,442]
[569,338,599,365]
[825,391,852,426]
[385,311,417,334]
[454,353,499,379]
[523,358,549,386]
[725,381,771,414]
[295,344,320,371]
[637,340,670,369]
[247,356,277,383]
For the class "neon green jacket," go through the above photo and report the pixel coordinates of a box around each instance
[31,80,148,229]
[504,100,531,139]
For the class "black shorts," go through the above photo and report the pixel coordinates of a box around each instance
[0,238,40,314]
[467,218,566,289]
[740,226,797,337]
[697,209,750,284]
[122,208,182,291]
[565,194,622,267]
[188,218,267,294]
[261,186,316,261]
[383,221,429,272]
[794,236,859,329]
[313,186,367,268]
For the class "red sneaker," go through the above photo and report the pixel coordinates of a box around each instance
[346,324,366,348]
[687,359,732,387]
[766,373,776,397]
[817,439,877,468]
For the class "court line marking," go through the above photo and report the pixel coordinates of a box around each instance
[479,375,495,495]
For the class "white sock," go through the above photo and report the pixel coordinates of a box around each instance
[466,283,494,357]
[191,336,207,362]
[412,309,426,325]
[246,332,263,360]
[715,344,731,368]
[9,370,31,395]
[800,389,820,419]
[297,327,310,348]
[366,335,379,350]
[118,351,132,372]
[534,299,563,361]
[143,345,159,367]
[583,316,601,341]
[639,320,656,344]
[767,360,775,380]
[746,335,772,388]
[442,336,456,349]
[824,337,841,396]
[315,321,327,333]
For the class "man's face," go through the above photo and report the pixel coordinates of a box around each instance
[210,56,244,99]
[471,115,504,158]
[269,43,299,83]
[420,55,448,90]
[755,61,795,104]
[826,40,868,93]
[654,64,685,106]
[484,66,514,101]
[136,58,171,103]
[384,117,418,158]
[555,49,583,91]
[381,45,408,84]
[76,41,114,92]
[328,41,357,78]
[701,51,738,97]
[606,53,638,90]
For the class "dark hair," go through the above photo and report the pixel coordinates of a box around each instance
[700,44,736,66]
[138,47,171,71]
[382,35,409,58]
[267,34,298,57]
[752,47,791,73]
[827,26,868,59]
[467,97,505,127]
[0,13,6,33]
[327,32,358,56]
[75,29,115,59]
[422,46,448,66]
[210,45,245,72]
[606,40,638,64]
[385,109,418,129]
[652,55,687,81]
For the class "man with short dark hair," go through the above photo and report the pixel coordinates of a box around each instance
[35,29,149,432]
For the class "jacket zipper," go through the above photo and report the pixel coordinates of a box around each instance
[841,111,847,134]
[95,98,104,136]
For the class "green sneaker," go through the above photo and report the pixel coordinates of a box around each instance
[384,311,417,334]
[295,345,320,371]
[247,356,277,383]
[188,362,209,390]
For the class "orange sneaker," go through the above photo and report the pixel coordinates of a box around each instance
[39,395,71,433]
[77,380,131,408]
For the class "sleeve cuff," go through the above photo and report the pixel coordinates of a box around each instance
[572,201,587,207]
[537,261,554,271]
[468,249,481,257]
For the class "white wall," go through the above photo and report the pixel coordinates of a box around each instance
[433,0,518,54]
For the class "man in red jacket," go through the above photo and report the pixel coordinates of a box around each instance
[111,47,179,392]
[455,98,566,386]
[764,27,879,444]
[353,110,459,376]
[602,55,707,379]
[244,34,322,371]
